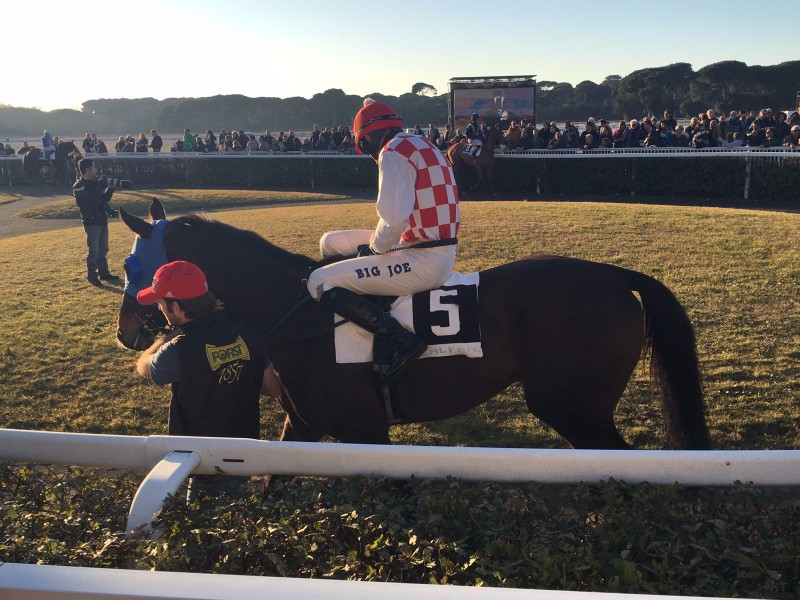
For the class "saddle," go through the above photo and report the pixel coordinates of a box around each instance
[333,273,482,423]
[463,140,483,157]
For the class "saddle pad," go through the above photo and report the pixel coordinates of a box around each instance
[463,144,482,157]
[334,272,482,364]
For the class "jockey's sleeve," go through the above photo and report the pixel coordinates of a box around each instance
[371,217,407,254]
[371,149,415,253]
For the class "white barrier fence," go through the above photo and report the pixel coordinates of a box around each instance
[1,428,799,534]
[1,428,796,600]
[0,563,735,600]
[1,146,799,159]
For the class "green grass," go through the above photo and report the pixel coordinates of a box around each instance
[17,187,368,219]
[1,198,799,595]
[1,200,798,449]
[0,192,21,206]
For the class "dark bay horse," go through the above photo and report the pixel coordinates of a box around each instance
[446,127,503,191]
[116,199,711,451]
[21,140,80,186]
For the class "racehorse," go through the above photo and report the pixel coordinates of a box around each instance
[21,140,80,186]
[446,127,503,191]
[116,198,712,451]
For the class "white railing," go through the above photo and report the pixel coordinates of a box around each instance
[1,147,799,160]
[2,428,796,600]
[1,428,799,533]
[495,146,800,158]
[0,563,732,600]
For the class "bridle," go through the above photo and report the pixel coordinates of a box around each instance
[120,292,169,349]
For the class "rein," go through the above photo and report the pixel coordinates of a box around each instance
[259,268,321,345]
[260,294,312,342]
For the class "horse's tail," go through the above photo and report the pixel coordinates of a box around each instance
[613,265,712,449]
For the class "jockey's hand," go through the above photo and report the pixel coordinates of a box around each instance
[356,244,375,257]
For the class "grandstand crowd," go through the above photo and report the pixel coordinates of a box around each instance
[2,107,799,157]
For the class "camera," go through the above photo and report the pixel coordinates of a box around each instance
[98,175,132,189]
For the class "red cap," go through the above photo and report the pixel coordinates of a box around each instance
[136,260,208,305]
[353,98,403,153]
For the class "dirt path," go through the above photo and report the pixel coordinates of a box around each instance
[0,186,81,240]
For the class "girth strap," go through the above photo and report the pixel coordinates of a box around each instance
[387,238,457,252]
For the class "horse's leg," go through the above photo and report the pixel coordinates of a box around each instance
[261,412,324,495]
[471,165,483,191]
[523,377,631,449]
[519,321,640,450]
[278,412,323,443]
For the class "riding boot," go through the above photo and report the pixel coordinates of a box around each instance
[320,287,427,383]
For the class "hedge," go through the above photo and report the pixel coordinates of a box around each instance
[2,154,798,203]
[2,465,799,596]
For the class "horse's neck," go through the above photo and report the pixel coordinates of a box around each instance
[231,258,312,338]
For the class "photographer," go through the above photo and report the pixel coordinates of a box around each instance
[72,158,120,285]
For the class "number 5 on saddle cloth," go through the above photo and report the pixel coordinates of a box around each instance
[333,272,481,363]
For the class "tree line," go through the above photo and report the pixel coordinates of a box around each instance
[1,61,797,137]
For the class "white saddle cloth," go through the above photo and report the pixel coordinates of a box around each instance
[334,272,482,364]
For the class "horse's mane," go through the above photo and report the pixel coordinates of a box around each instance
[168,214,317,271]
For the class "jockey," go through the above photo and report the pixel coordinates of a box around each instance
[41,129,56,161]
[306,98,461,383]
[465,113,485,157]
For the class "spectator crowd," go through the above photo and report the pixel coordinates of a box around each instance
[459,108,800,152]
[2,107,799,157]
[164,126,356,154]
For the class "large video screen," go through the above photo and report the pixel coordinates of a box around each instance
[452,86,536,130]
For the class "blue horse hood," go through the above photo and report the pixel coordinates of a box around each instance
[124,219,169,301]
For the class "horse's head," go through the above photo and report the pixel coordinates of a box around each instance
[56,140,79,160]
[485,127,504,149]
[116,198,170,351]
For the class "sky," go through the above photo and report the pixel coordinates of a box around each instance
[4,0,798,112]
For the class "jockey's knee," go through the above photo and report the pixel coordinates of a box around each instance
[306,269,327,301]
[318,231,335,257]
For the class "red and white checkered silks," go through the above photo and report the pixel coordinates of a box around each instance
[383,134,460,244]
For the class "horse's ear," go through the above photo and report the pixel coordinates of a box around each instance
[149,197,167,221]
[120,207,154,239]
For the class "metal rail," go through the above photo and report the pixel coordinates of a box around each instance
[1,147,798,160]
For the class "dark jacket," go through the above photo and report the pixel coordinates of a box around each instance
[622,126,643,147]
[73,177,114,225]
[466,121,484,141]
[150,134,163,151]
[747,129,765,147]
[168,312,266,438]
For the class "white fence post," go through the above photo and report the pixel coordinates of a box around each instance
[126,450,200,536]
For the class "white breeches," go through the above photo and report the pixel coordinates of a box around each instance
[306,229,456,300]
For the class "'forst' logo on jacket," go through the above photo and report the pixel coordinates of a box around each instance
[205,337,251,371]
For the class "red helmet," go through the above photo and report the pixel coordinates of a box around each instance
[353,98,403,154]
